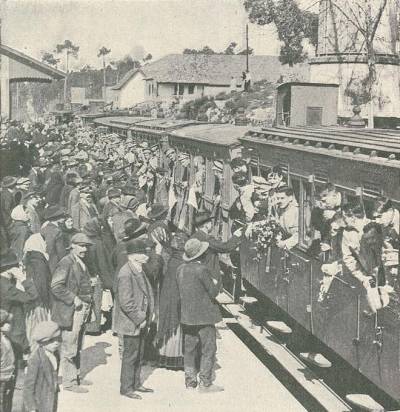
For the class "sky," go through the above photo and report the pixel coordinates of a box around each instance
[1,0,308,71]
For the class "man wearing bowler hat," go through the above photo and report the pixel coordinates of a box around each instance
[51,233,94,393]
[176,238,223,392]
[113,239,155,400]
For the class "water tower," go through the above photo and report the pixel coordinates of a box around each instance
[309,0,400,126]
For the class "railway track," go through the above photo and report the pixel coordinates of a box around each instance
[217,292,400,412]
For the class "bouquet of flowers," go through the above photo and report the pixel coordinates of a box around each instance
[247,217,282,260]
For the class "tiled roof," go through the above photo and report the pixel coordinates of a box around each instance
[113,54,309,89]
[0,44,65,80]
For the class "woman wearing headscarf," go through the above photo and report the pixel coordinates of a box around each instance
[156,231,188,369]
[22,233,52,353]
[10,205,32,262]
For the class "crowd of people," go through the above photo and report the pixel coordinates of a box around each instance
[0,117,248,412]
[0,117,399,412]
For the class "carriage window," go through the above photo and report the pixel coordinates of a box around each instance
[290,178,300,205]
[259,167,271,180]
[250,164,259,177]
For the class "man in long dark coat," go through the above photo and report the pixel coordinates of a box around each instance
[176,238,223,392]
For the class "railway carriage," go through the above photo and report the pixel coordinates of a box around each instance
[93,116,150,138]
[88,112,400,402]
[129,119,201,166]
[167,124,251,297]
[239,126,400,402]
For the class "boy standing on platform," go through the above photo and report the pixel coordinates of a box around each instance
[23,321,61,412]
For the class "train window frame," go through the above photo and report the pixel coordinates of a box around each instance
[204,157,220,212]
[299,179,314,249]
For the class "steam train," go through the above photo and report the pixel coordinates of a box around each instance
[90,113,400,404]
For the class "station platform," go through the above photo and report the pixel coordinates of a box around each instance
[56,323,306,412]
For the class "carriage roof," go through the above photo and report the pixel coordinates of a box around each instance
[129,119,201,131]
[242,126,400,165]
[171,124,251,147]
[93,116,149,129]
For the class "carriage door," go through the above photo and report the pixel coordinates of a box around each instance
[279,250,313,331]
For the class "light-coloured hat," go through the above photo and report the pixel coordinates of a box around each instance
[183,238,209,262]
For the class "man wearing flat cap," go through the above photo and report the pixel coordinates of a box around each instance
[176,238,223,392]
[51,233,94,393]
[113,239,155,399]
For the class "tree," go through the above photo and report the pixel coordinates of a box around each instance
[41,52,60,68]
[237,47,254,55]
[97,46,111,102]
[55,40,80,103]
[183,45,216,54]
[329,0,389,128]
[183,43,254,55]
[224,42,238,55]
[111,55,142,82]
[243,0,318,66]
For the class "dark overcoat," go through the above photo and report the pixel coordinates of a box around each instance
[190,229,241,284]
[23,251,52,314]
[41,223,63,274]
[84,218,116,290]
[51,254,92,328]
[176,261,222,326]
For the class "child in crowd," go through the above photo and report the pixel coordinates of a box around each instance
[0,309,15,412]
[23,321,61,412]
